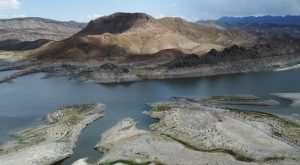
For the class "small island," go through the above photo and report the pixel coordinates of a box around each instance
[0,103,105,165]
[73,96,300,165]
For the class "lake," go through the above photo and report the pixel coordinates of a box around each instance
[0,69,299,164]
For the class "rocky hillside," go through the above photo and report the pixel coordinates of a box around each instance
[76,13,154,36]
[33,12,256,59]
[0,39,50,51]
[0,17,86,42]
[163,36,300,69]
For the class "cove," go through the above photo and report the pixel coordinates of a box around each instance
[0,69,299,164]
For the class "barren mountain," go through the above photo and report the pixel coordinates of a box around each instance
[33,12,257,60]
[1,13,299,84]
[0,17,86,42]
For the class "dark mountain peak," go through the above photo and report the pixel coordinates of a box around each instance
[76,12,155,36]
[103,12,154,20]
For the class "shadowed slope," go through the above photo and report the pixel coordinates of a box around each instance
[76,12,155,36]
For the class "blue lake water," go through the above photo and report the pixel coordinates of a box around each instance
[0,69,299,164]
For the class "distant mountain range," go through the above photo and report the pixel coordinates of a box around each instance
[0,17,86,42]
[198,15,300,26]
[0,17,87,51]
[197,15,300,39]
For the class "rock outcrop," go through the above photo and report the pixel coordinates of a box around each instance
[163,38,300,69]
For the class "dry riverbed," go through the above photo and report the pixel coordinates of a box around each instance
[73,96,300,165]
[0,103,105,165]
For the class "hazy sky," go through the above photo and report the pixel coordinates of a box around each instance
[0,0,300,22]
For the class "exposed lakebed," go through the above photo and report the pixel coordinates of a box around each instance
[0,69,300,164]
